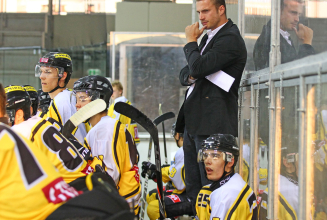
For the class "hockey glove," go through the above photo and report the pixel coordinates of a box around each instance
[141,161,157,181]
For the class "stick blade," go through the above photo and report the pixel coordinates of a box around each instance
[62,99,107,138]
[153,112,175,126]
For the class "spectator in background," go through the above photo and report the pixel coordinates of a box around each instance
[176,0,247,215]
[253,0,315,70]
[108,80,140,145]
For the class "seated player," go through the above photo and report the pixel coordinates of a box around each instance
[196,134,258,220]
[73,75,141,216]
[108,80,140,145]
[0,123,134,220]
[141,123,193,220]
[259,142,300,220]
[6,85,94,183]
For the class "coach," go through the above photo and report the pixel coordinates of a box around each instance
[176,0,247,214]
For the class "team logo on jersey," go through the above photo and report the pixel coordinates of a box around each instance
[81,164,94,175]
[42,177,81,204]
[167,195,181,203]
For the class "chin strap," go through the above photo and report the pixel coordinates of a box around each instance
[48,78,66,94]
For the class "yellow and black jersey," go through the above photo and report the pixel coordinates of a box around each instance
[259,174,298,220]
[14,116,94,183]
[47,89,87,143]
[108,96,140,144]
[84,116,141,214]
[161,146,185,194]
[0,123,80,220]
[196,173,257,220]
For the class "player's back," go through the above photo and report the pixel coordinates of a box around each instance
[0,124,79,220]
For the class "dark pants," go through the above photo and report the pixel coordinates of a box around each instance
[183,129,211,216]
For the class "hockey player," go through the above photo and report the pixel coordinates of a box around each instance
[73,75,141,216]
[196,134,258,220]
[142,123,193,220]
[0,123,134,220]
[108,80,140,145]
[259,140,300,220]
[22,85,38,116]
[6,85,94,183]
[0,124,80,219]
[35,52,87,143]
[37,89,51,117]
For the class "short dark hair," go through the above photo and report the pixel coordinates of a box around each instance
[281,0,303,11]
[197,0,227,16]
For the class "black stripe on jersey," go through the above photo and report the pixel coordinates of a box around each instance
[2,125,44,185]
[182,166,185,183]
[113,121,121,171]
[123,185,140,199]
[226,185,250,220]
[40,112,46,118]
[279,195,297,220]
[30,119,47,142]
[84,140,91,151]
[125,129,137,165]
[51,102,62,125]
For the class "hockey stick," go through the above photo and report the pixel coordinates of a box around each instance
[159,104,168,165]
[114,102,174,220]
[138,111,175,220]
[62,99,107,138]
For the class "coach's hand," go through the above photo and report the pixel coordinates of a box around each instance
[185,22,206,43]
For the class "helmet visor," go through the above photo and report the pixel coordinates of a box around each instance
[197,149,226,163]
[35,65,64,78]
[73,89,100,104]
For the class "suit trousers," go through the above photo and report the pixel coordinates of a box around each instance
[183,129,212,216]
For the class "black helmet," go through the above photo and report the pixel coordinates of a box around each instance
[73,75,113,109]
[35,52,73,89]
[22,85,38,116]
[5,85,31,124]
[198,134,239,164]
[37,89,51,114]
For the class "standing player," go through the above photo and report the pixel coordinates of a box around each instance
[6,85,94,183]
[35,52,87,143]
[108,80,140,145]
[73,75,141,216]
[196,134,258,220]
[142,123,193,220]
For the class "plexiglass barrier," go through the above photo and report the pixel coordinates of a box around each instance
[109,32,187,132]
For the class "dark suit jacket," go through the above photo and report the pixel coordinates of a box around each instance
[176,19,247,136]
[253,20,315,71]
